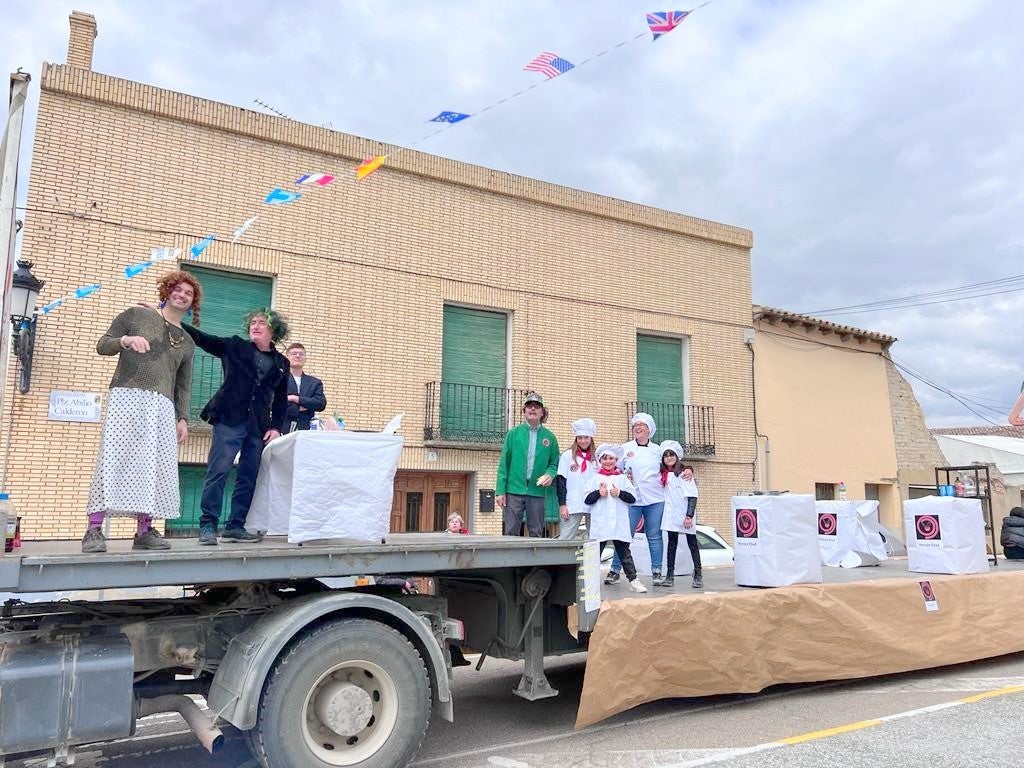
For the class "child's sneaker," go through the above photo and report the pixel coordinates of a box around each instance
[628,579,648,593]
[604,570,621,585]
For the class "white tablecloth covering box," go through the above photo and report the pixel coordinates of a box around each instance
[816,500,888,567]
[247,431,403,543]
[732,494,822,587]
[903,495,989,575]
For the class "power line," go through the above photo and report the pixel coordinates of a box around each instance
[805,272,1024,316]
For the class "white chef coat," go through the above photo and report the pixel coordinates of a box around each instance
[584,472,636,543]
[557,449,597,515]
[620,440,664,505]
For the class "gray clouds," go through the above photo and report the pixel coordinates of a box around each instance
[3,0,1021,425]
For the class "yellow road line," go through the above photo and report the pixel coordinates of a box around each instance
[778,718,884,745]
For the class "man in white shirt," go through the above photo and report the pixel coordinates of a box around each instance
[285,343,327,431]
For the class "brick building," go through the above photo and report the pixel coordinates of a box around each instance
[5,12,757,541]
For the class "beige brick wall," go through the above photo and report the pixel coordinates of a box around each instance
[66,12,97,71]
[7,62,755,542]
[885,357,946,471]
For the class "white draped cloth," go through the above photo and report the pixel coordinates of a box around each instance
[247,431,403,543]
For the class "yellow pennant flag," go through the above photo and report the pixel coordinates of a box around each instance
[355,155,387,180]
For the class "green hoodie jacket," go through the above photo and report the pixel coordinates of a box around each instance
[495,422,561,497]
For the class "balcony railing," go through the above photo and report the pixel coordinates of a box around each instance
[625,401,716,457]
[424,382,532,444]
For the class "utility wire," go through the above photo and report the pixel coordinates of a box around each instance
[806,272,1024,316]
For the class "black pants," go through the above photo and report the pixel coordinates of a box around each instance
[504,494,545,537]
[201,420,264,531]
[665,530,702,576]
[603,540,637,581]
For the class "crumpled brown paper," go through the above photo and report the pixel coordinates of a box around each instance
[576,572,1024,729]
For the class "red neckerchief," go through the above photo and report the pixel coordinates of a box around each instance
[598,467,620,476]
[576,449,593,472]
[660,469,669,487]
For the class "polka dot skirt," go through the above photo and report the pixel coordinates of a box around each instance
[87,387,181,519]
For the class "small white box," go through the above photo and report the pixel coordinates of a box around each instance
[732,494,822,587]
[816,500,888,567]
[903,496,989,575]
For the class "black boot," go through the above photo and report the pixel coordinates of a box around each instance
[692,567,703,589]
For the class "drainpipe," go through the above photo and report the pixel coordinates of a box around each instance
[746,331,770,490]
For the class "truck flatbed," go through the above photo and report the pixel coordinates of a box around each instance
[0,534,582,593]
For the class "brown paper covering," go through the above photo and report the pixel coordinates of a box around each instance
[576,572,1024,729]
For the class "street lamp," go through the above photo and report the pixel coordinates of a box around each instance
[10,260,43,394]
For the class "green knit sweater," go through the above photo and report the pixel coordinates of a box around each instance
[97,307,195,421]
[495,422,560,497]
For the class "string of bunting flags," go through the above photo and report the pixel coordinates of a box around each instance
[36,9,701,317]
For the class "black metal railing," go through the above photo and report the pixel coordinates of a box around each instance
[625,401,715,457]
[188,354,224,421]
[424,382,532,444]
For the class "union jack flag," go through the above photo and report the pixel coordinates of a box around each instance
[523,52,575,79]
[646,10,690,41]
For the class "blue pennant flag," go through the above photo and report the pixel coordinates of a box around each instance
[429,111,471,124]
[190,235,216,260]
[41,298,64,315]
[124,261,153,279]
[264,188,302,205]
[74,284,101,299]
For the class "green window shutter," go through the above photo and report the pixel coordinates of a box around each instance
[636,334,684,443]
[167,464,235,536]
[186,266,273,420]
[440,306,507,441]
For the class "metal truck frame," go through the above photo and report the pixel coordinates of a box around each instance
[0,534,596,768]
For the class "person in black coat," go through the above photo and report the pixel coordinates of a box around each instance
[1000,506,1024,559]
[183,308,290,545]
[284,342,327,431]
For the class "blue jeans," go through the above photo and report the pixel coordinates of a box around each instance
[611,502,665,574]
[200,420,265,531]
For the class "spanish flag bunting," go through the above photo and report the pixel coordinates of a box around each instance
[355,155,387,181]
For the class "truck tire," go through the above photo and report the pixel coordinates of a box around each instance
[248,618,431,768]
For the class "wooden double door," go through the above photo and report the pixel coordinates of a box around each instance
[391,472,469,533]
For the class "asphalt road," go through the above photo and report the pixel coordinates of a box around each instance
[11,650,1024,768]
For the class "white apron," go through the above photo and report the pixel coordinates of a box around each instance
[585,472,636,543]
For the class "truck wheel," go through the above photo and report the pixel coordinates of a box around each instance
[248,618,431,768]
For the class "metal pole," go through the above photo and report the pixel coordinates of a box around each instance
[0,72,32,425]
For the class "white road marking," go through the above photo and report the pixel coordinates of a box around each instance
[409,681,844,766]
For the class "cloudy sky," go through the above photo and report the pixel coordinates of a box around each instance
[2,0,1022,426]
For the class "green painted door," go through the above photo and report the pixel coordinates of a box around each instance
[636,335,684,443]
[168,465,235,536]
[440,306,507,441]
[186,266,274,421]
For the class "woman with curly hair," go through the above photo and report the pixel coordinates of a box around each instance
[183,307,290,545]
[82,270,201,553]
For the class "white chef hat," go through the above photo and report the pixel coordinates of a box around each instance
[630,412,657,437]
[571,417,597,437]
[660,440,683,458]
[596,443,623,461]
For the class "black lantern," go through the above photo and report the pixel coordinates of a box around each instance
[10,260,44,394]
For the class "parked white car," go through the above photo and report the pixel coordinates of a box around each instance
[601,524,735,568]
